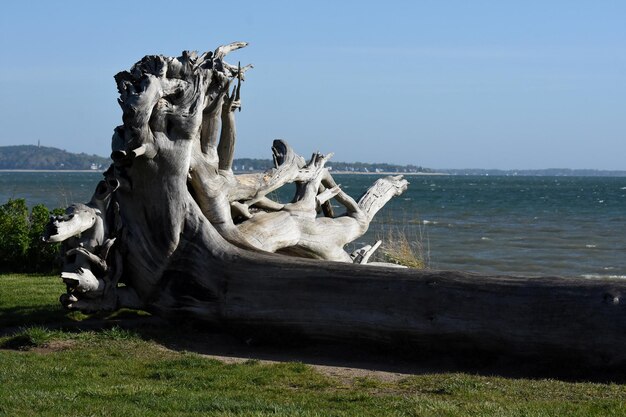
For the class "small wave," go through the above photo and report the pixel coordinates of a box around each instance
[585,244,597,248]
[422,220,438,225]
[598,200,605,203]
[621,187,626,190]
[480,237,492,241]
[582,274,626,279]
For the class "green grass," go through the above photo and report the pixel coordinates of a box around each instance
[2,274,626,416]
[0,273,69,328]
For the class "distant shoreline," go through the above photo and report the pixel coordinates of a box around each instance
[0,169,102,173]
[1,169,624,177]
[0,169,447,175]
[3,146,624,176]
[330,171,448,176]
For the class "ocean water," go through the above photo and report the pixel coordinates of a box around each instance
[0,171,103,209]
[1,171,624,278]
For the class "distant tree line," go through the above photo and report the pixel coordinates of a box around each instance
[325,161,432,173]
[1,146,434,173]
[0,145,109,170]
[3,145,626,176]
[231,158,433,173]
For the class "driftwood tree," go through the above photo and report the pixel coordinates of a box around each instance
[44,43,626,372]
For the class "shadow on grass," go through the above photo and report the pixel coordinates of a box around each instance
[123,318,626,384]
[0,305,68,330]
[3,306,624,383]
[0,305,150,337]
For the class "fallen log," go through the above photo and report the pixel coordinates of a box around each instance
[43,43,626,373]
[153,246,626,371]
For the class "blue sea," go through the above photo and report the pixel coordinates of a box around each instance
[1,171,624,278]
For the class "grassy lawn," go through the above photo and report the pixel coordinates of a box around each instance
[0,273,69,328]
[2,274,626,416]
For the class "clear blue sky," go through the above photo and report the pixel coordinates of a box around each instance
[0,0,624,169]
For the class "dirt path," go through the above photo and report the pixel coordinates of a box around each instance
[190,349,413,383]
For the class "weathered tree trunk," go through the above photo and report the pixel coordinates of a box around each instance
[43,43,626,372]
[181,255,626,370]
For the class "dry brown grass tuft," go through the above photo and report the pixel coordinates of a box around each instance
[375,225,429,269]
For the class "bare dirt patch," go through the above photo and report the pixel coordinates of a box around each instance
[196,350,411,383]
[31,339,75,354]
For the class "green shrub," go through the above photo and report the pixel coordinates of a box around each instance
[0,199,61,272]
[0,199,30,270]
[27,204,62,272]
